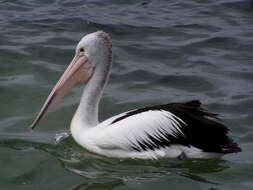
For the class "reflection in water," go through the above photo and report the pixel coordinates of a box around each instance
[63,156,226,184]
[180,173,218,185]
[0,134,229,185]
[71,179,124,190]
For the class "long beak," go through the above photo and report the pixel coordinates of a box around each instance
[29,55,93,130]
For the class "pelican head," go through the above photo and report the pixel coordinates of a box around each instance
[30,31,112,130]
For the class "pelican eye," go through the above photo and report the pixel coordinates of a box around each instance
[79,48,85,54]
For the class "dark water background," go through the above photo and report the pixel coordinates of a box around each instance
[0,0,253,189]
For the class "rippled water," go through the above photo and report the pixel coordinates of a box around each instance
[1,0,253,189]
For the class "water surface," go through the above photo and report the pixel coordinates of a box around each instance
[0,0,253,189]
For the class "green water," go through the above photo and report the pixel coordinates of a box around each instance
[1,0,253,189]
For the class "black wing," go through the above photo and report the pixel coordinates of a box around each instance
[111,100,241,154]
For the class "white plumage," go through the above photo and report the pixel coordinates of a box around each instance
[71,109,225,159]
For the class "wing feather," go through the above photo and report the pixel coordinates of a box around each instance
[95,110,185,151]
[93,101,241,154]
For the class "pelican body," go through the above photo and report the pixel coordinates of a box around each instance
[30,31,241,159]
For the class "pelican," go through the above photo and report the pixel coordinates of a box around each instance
[30,31,241,159]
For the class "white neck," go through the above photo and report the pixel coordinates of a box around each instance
[71,49,112,129]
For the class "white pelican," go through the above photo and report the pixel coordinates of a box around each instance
[30,31,241,159]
